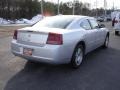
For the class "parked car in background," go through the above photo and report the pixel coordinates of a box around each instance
[111,11,120,27]
[114,13,120,35]
[97,15,111,22]
[106,15,111,21]
[97,16,104,22]
[11,15,109,68]
[111,11,120,21]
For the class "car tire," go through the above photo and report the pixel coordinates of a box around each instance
[71,44,84,68]
[103,35,109,48]
[115,31,119,35]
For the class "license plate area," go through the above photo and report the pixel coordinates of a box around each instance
[23,48,33,56]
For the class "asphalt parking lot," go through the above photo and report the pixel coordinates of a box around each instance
[0,22,120,90]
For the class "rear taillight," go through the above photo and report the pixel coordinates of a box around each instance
[13,30,18,40]
[47,33,63,45]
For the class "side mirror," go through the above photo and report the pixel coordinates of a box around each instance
[99,24,105,28]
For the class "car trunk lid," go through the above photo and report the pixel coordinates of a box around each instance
[16,27,69,46]
[17,30,48,47]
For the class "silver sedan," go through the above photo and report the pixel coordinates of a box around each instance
[11,15,109,68]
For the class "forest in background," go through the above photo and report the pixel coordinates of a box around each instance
[0,0,112,20]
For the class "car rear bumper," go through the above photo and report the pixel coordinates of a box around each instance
[11,40,70,64]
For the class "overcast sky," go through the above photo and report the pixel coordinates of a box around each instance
[44,0,120,9]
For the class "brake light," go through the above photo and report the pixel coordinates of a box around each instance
[47,33,63,45]
[13,30,18,40]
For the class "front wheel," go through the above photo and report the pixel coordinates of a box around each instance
[71,44,84,68]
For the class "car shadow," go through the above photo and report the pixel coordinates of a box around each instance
[4,47,120,90]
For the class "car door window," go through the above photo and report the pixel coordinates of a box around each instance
[89,19,99,29]
[80,19,91,30]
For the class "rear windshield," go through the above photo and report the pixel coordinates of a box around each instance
[33,16,74,29]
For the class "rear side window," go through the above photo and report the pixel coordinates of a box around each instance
[89,19,99,29]
[80,19,91,30]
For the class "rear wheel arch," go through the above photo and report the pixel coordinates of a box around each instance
[75,41,86,54]
[71,41,86,68]
[71,40,86,61]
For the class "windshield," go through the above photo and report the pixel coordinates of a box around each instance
[33,16,74,29]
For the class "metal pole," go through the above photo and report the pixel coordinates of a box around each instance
[113,1,114,11]
[96,0,98,18]
[41,0,43,16]
[58,0,60,14]
[104,0,107,15]
[73,0,75,15]
[104,0,107,21]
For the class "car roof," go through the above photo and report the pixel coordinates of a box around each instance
[47,15,93,20]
